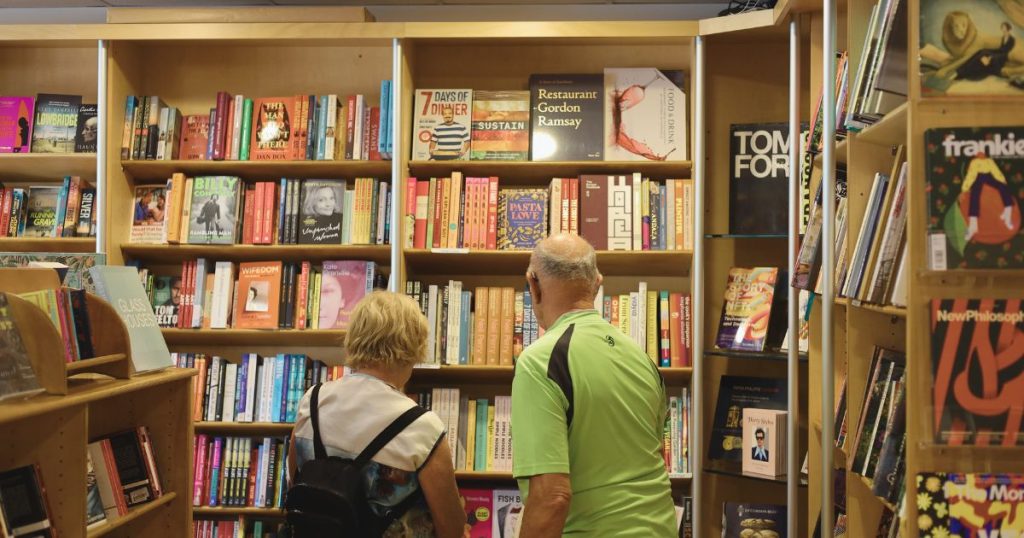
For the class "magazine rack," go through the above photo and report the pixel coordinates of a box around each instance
[0,268,132,395]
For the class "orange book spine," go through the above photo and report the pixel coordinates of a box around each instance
[242,183,256,244]
[472,287,488,365]
[439,177,451,248]
[485,286,501,365]
[674,181,684,251]
[193,356,207,421]
[262,181,275,245]
[448,172,462,248]
[669,292,682,367]
[499,287,514,366]
[611,295,620,328]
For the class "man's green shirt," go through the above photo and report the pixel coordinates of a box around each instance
[511,309,676,536]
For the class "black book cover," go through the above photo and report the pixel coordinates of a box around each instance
[67,288,96,359]
[0,464,53,537]
[722,502,786,538]
[729,122,806,234]
[529,74,602,161]
[298,180,344,245]
[74,104,98,153]
[709,375,787,461]
[107,431,154,507]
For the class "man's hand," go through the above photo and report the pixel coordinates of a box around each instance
[519,473,572,538]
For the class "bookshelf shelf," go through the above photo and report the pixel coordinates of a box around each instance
[704,462,808,487]
[404,249,692,277]
[854,102,907,148]
[193,421,295,434]
[192,506,285,518]
[704,233,788,239]
[407,160,692,184]
[65,353,127,374]
[120,159,392,181]
[122,243,391,264]
[0,153,97,181]
[0,236,96,253]
[161,328,346,346]
[408,365,693,384]
[703,349,808,362]
[448,471,694,483]
[87,492,178,538]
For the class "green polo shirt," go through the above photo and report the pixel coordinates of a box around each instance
[511,309,676,536]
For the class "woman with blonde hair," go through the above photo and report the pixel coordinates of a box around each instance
[288,291,465,537]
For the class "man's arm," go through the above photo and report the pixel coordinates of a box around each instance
[520,473,572,538]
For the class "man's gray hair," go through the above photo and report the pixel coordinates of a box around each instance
[531,235,600,285]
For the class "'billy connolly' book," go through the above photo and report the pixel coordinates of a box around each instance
[187,176,241,245]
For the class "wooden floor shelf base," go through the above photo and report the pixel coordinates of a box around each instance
[87,492,178,538]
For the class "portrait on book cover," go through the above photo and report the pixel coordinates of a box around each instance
[750,427,770,462]
[299,181,344,244]
[318,262,370,329]
[244,281,270,313]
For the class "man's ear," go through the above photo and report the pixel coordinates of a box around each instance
[527,272,541,305]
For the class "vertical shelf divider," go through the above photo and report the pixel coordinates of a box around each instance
[691,33,706,538]
[787,15,802,537]
[821,1,838,535]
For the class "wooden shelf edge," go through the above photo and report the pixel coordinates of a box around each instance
[194,421,295,432]
[66,353,127,373]
[192,506,285,517]
[87,492,177,538]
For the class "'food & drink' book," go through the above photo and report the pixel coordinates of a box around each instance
[603,67,688,162]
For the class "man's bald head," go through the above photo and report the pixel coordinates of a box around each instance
[529,234,601,299]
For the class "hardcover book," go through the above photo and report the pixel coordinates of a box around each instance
[608,175,633,250]
[129,185,167,244]
[89,265,173,373]
[179,114,210,160]
[412,89,473,161]
[529,74,603,161]
[931,298,1024,446]
[234,262,282,330]
[579,174,609,249]
[925,127,1024,270]
[916,473,1024,537]
[709,375,786,461]
[729,122,805,234]
[298,180,345,245]
[492,489,523,538]
[603,68,688,161]
[318,260,374,329]
[919,1,1024,96]
[0,96,33,153]
[716,267,780,352]
[31,93,80,153]
[470,90,530,161]
[250,98,294,161]
[22,186,60,238]
[187,176,241,245]
[722,502,786,538]
[742,408,787,477]
[497,188,548,250]
[74,104,98,153]
[0,465,54,538]
[0,293,43,402]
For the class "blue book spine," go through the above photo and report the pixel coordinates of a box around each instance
[271,354,286,423]
[379,80,389,156]
[291,356,307,422]
[53,177,70,236]
[383,186,392,245]
[459,291,471,365]
[236,355,249,420]
[277,178,288,244]
[286,354,299,422]
[474,399,489,471]
[206,108,217,160]
[316,95,328,160]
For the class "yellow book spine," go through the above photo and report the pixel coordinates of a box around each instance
[465,399,477,471]
[486,403,496,472]
[646,290,658,362]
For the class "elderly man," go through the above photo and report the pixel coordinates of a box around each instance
[511,233,676,537]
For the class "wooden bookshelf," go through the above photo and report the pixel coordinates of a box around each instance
[404,249,692,277]
[192,506,285,518]
[407,160,693,185]
[0,153,97,182]
[87,492,178,538]
[121,159,391,182]
[161,328,346,346]
[122,243,391,264]
[193,421,295,434]
[0,236,96,253]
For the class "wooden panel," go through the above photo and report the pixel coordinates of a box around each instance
[121,244,392,265]
[0,153,97,182]
[121,159,391,183]
[0,237,96,253]
[162,328,347,347]
[0,44,98,102]
[404,249,692,277]
[407,160,692,185]
[105,7,374,24]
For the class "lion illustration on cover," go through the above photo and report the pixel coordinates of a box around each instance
[921,1,1024,94]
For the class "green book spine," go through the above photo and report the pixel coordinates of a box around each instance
[474,398,489,471]
[239,99,254,161]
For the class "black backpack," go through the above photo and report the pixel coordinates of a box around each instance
[285,383,427,537]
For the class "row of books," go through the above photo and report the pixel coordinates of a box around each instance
[131,175,392,247]
[412,69,688,163]
[0,179,97,238]
[458,488,523,538]
[845,0,906,131]
[664,389,691,476]
[87,427,165,525]
[140,259,380,330]
[0,94,96,154]
[121,86,393,162]
[806,51,851,155]
[192,435,289,509]
[174,352,344,424]
[598,286,693,368]
[403,175,694,252]
[193,518,285,538]
[17,287,96,363]
[414,389,512,472]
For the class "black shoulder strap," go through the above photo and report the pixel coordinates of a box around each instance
[309,383,328,460]
[354,405,427,466]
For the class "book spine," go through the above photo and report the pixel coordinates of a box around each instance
[344,95,356,160]
[669,292,682,367]
[487,177,498,250]
[239,98,253,161]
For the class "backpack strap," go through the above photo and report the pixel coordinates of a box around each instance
[309,383,328,460]
[354,405,427,467]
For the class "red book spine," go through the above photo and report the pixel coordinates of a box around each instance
[345,95,357,160]
[465,178,476,249]
[368,106,382,161]
[242,185,255,244]
[292,95,303,160]
[669,292,682,368]
[296,261,310,329]
[252,182,264,245]
[55,290,75,362]
[682,294,692,367]
[486,177,498,250]
[561,178,570,234]
[413,180,428,249]
[177,261,190,329]
[213,91,230,161]
[262,181,275,244]
[0,188,11,237]
[246,446,258,506]
[431,179,444,248]
[223,100,235,161]
[193,358,207,421]
[101,440,129,516]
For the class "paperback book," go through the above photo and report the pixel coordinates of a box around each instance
[298,180,345,244]
[151,275,181,328]
[603,67,688,161]
[179,114,210,160]
[716,267,780,352]
[234,262,283,330]
[75,104,98,153]
[529,74,603,161]
[187,176,241,245]
[317,261,374,329]
[129,185,167,243]
[31,93,80,153]
[0,464,54,538]
[496,188,548,250]
[742,408,787,477]
[470,90,530,161]
[250,97,294,161]
[916,473,1024,537]
[0,293,43,402]
[0,96,33,153]
[412,89,473,161]
[22,186,60,238]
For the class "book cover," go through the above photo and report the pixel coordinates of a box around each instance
[492,489,522,538]
[298,180,345,245]
[85,452,106,528]
[579,174,608,249]
[23,186,60,238]
[709,375,786,461]
[919,1,1024,96]
[497,188,547,250]
[722,502,786,538]
[129,185,167,244]
[235,262,283,330]
[251,97,294,161]
[925,127,1024,269]
[916,473,1024,537]
[179,115,210,160]
[930,298,1024,446]
[89,265,173,373]
[31,93,80,153]
[318,261,373,329]
[716,267,779,352]
[187,176,240,245]
[0,293,43,402]
[74,104,98,153]
[529,74,602,161]
[106,430,154,506]
[729,122,804,234]
[470,90,530,161]
[0,465,54,537]
[150,275,181,328]
[459,488,493,538]
[0,253,104,293]
[741,408,787,477]
[608,175,633,250]
[412,89,473,161]
[603,68,688,161]
[0,96,33,153]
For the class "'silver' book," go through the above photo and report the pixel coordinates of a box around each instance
[925,127,1024,270]
[916,472,1024,537]
[716,267,779,352]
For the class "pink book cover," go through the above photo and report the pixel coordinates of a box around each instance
[0,96,34,153]
[459,488,494,538]
[318,260,373,329]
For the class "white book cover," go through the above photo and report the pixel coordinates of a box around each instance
[230,94,243,160]
[632,172,643,250]
[448,388,460,465]
[156,107,169,161]
[742,408,787,477]
[427,285,439,364]
[493,489,523,538]
[682,180,694,251]
[890,244,908,307]
[244,354,259,423]
[213,261,235,328]
[412,89,473,161]
[222,362,238,422]
[608,175,632,250]
[192,258,208,328]
[206,356,222,421]
[324,94,338,160]
[260,358,276,423]
[603,68,688,161]
[353,94,365,160]
[638,281,647,353]
[549,178,562,236]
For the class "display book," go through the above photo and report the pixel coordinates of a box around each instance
[0,94,97,154]
[192,434,289,510]
[88,265,173,373]
[0,464,55,537]
[715,267,787,353]
[412,68,687,163]
[844,0,907,131]
[129,174,391,247]
[722,502,786,538]
[806,51,851,155]
[915,473,1024,537]
[119,84,393,162]
[741,408,787,478]
[86,427,165,525]
[708,375,787,463]
[193,518,284,538]
[138,259,381,331]
[14,286,98,364]
[404,174,693,252]
[0,177,98,239]
[455,488,524,538]
[728,122,806,235]
[0,293,43,402]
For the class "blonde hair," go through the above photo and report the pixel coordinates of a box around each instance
[344,291,428,370]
